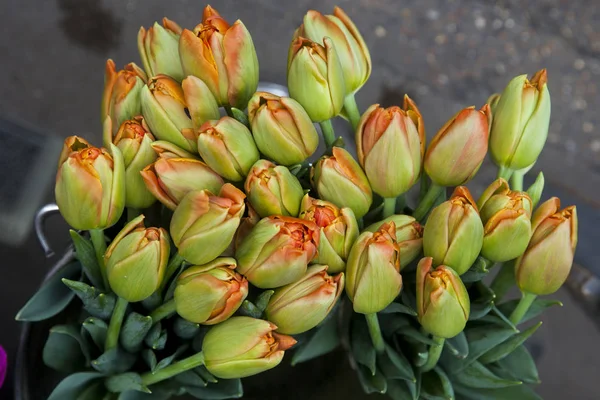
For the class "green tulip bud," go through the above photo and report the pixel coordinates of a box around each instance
[365,214,423,269]
[265,264,344,334]
[105,215,170,302]
[174,258,248,325]
[137,18,185,81]
[202,316,296,379]
[417,257,470,338]
[422,187,483,275]
[150,140,199,160]
[182,76,221,130]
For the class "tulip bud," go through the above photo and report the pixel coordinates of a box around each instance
[102,60,147,132]
[424,105,491,186]
[197,117,260,182]
[233,203,261,252]
[515,198,577,295]
[422,187,484,275]
[526,172,545,209]
[55,137,125,230]
[151,140,199,160]
[179,6,259,109]
[356,100,424,197]
[265,265,345,334]
[299,195,359,273]
[182,76,221,129]
[365,215,423,269]
[417,257,470,338]
[104,215,169,302]
[140,75,196,153]
[174,258,248,324]
[311,147,372,218]
[141,157,224,210]
[244,160,304,218]
[297,7,371,95]
[346,222,402,314]
[489,70,551,170]
[478,179,533,262]
[170,184,246,265]
[138,18,185,81]
[287,37,345,122]
[247,92,319,166]
[202,316,296,379]
[236,216,320,288]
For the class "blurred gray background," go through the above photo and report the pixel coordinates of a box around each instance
[0,0,599,399]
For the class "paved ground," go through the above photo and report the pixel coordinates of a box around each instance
[0,0,599,399]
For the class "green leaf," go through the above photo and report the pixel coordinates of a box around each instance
[175,370,207,388]
[412,341,429,367]
[379,344,415,381]
[145,322,167,350]
[421,367,455,400]
[81,318,108,349]
[357,365,387,394]
[461,257,492,283]
[387,378,416,400]
[400,325,440,346]
[174,317,200,340]
[92,348,136,374]
[47,372,103,400]
[400,286,417,310]
[469,302,494,321]
[238,300,262,318]
[453,382,541,400]
[255,290,275,312]
[118,390,171,400]
[43,324,89,372]
[16,261,80,321]
[195,366,218,383]
[186,378,244,399]
[291,312,340,365]
[350,317,376,375]
[141,292,162,312]
[105,373,151,394]
[142,349,157,371]
[70,230,104,289]
[497,298,562,324]
[62,279,116,320]
[164,261,187,301]
[155,345,189,371]
[450,361,522,389]
[492,345,540,384]
[230,108,250,127]
[75,381,107,399]
[121,312,153,352]
[479,322,542,364]
[380,302,417,316]
[445,331,468,359]
[379,313,411,334]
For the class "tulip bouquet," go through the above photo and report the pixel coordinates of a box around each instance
[17,4,578,400]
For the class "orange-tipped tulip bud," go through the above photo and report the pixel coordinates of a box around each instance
[311,147,373,218]
[182,75,221,130]
[174,257,248,324]
[265,264,345,334]
[365,215,423,269]
[55,137,125,230]
[247,92,319,166]
[515,198,578,295]
[179,6,259,109]
[105,215,170,302]
[202,316,296,379]
[151,140,199,160]
[424,105,491,186]
[299,195,359,273]
[236,216,320,288]
[478,179,533,262]
[417,257,470,338]
[170,184,246,265]
[346,222,402,314]
[137,18,185,81]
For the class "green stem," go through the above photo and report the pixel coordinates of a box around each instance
[509,292,537,325]
[421,336,445,372]
[160,252,185,292]
[383,197,397,219]
[365,313,385,354]
[89,229,109,291]
[105,297,128,351]
[141,351,205,386]
[127,207,140,222]
[497,165,514,181]
[150,299,177,323]
[396,194,407,213]
[490,260,516,301]
[412,183,444,222]
[319,119,336,148]
[343,94,361,131]
[224,106,234,118]
[510,170,524,191]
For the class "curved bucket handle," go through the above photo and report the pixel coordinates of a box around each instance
[34,203,60,258]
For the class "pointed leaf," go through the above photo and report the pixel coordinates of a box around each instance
[155,345,189,371]
[469,301,494,321]
[479,322,542,364]
[387,379,415,400]
[445,331,468,359]
[497,298,562,324]
[174,317,200,340]
[461,257,492,283]
[380,302,417,316]
[47,372,103,400]
[230,108,250,127]
[43,324,89,372]
[379,313,411,334]
[175,370,207,388]
[379,344,415,381]
[186,378,244,399]
[400,325,440,346]
[238,300,262,318]
[291,312,340,365]
[76,381,107,400]
[62,279,116,320]
[401,286,417,310]
[356,365,387,394]
[70,230,104,288]
[105,373,151,394]
[450,361,522,389]
[195,366,218,383]
[145,322,167,350]
[92,348,136,374]
[81,318,108,349]
[142,349,157,371]
[453,382,541,400]
[141,292,163,312]
[350,317,376,375]
[121,312,153,352]
[255,290,275,312]
[492,345,540,384]
[421,367,455,400]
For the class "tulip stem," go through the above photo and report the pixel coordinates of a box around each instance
[421,336,445,372]
[319,119,336,148]
[497,166,513,181]
[412,183,444,222]
[343,94,361,131]
[160,252,186,292]
[89,229,109,291]
[490,259,516,301]
[509,291,537,325]
[365,313,385,354]
[105,296,128,351]
[382,197,397,218]
[150,299,177,324]
[510,170,525,191]
[141,351,205,386]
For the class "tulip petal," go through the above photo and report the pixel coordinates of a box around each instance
[223,21,260,109]
[182,76,221,129]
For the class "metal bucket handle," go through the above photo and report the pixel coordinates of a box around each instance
[34,203,60,258]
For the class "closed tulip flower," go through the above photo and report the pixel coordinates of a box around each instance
[174,258,248,324]
[423,187,484,275]
[105,215,170,302]
[424,105,491,186]
[478,179,533,262]
[179,5,259,109]
[102,60,147,133]
[138,18,185,81]
[265,264,345,334]
[247,92,318,166]
[311,147,372,218]
[202,317,296,379]
[150,140,200,160]
[299,195,359,273]
[197,117,260,182]
[170,184,246,265]
[515,198,578,295]
[182,75,221,129]
[365,214,423,269]
[55,137,125,230]
[346,222,402,314]
[236,216,320,288]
